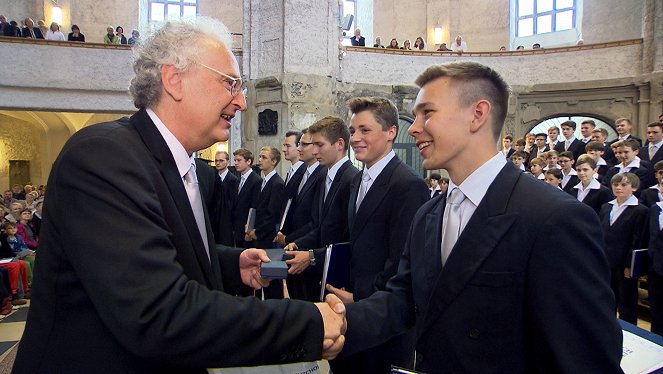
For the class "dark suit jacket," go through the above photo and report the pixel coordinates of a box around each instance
[295,159,359,251]
[560,173,580,194]
[351,36,365,46]
[503,148,515,159]
[343,163,622,373]
[231,171,261,244]
[13,109,323,372]
[279,164,306,234]
[574,184,614,215]
[603,144,618,166]
[640,186,662,207]
[604,160,654,190]
[252,173,285,248]
[526,146,549,168]
[609,135,643,147]
[649,204,663,275]
[639,144,663,165]
[334,156,429,374]
[599,202,649,269]
[212,171,239,246]
[554,138,584,160]
[21,26,43,39]
[284,165,325,242]
[195,159,219,217]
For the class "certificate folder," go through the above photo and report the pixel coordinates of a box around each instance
[245,208,256,233]
[319,242,351,301]
[629,248,649,278]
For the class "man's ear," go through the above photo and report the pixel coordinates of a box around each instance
[160,64,184,101]
[469,100,491,133]
[633,148,639,155]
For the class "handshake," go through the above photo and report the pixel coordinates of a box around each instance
[314,294,347,360]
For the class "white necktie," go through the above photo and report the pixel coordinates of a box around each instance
[298,169,310,194]
[285,166,294,185]
[355,172,371,211]
[261,177,267,191]
[238,175,246,193]
[565,140,570,151]
[324,175,333,201]
[651,145,658,160]
[441,188,466,266]
[183,164,210,261]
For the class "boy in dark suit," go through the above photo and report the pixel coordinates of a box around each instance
[501,135,515,159]
[573,154,613,215]
[245,147,284,249]
[604,139,653,190]
[599,172,649,324]
[341,61,622,372]
[526,133,549,167]
[509,150,527,171]
[554,120,584,160]
[585,141,611,182]
[325,97,429,373]
[592,127,618,165]
[557,151,579,194]
[641,160,663,207]
[231,148,261,248]
[610,118,643,147]
[640,122,663,185]
[648,196,663,335]
[212,150,238,246]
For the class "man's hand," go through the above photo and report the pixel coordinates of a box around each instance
[274,231,286,246]
[284,242,298,251]
[245,229,257,242]
[624,267,631,279]
[314,294,347,360]
[326,284,354,303]
[239,248,270,289]
[285,250,310,274]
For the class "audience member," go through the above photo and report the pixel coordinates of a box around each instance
[0,231,30,306]
[128,29,140,45]
[16,209,38,249]
[3,190,16,210]
[103,26,119,44]
[499,46,506,51]
[516,45,525,50]
[351,28,365,46]
[532,43,541,49]
[0,15,8,35]
[31,201,43,237]
[45,22,65,41]
[116,26,127,44]
[36,19,48,37]
[401,39,411,50]
[450,35,466,52]
[437,43,451,51]
[413,36,425,50]
[599,172,648,325]
[21,18,44,39]
[373,36,384,48]
[5,20,21,37]
[387,38,399,49]
[67,24,85,42]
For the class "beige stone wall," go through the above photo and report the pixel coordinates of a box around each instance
[1,0,43,24]
[0,114,42,189]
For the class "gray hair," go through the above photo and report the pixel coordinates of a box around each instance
[129,17,232,109]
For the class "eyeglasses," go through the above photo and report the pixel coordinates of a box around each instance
[300,141,313,147]
[198,63,244,97]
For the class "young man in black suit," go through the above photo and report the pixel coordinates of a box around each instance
[340,61,622,372]
[579,119,596,144]
[13,18,346,372]
[325,97,429,373]
[212,150,238,246]
[641,160,663,207]
[554,120,584,161]
[592,127,618,165]
[648,196,663,335]
[610,117,643,147]
[640,122,663,183]
[246,147,284,249]
[599,172,649,324]
[231,148,261,248]
[547,126,560,150]
[526,132,549,167]
[501,134,515,159]
[278,130,306,236]
[21,18,44,39]
[284,116,360,287]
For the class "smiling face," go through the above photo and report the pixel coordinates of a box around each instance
[580,123,594,138]
[616,120,632,136]
[177,38,247,153]
[409,77,476,171]
[349,111,396,168]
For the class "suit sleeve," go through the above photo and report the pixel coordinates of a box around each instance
[52,135,324,367]
[526,201,623,372]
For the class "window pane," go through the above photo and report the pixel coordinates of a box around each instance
[183,5,196,18]
[537,14,552,33]
[518,0,534,16]
[167,4,181,20]
[555,0,574,10]
[537,0,553,12]
[343,1,355,17]
[183,0,197,3]
[555,10,573,30]
[518,18,534,37]
[150,3,164,22]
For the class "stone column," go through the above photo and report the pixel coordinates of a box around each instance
[637,83,651,129]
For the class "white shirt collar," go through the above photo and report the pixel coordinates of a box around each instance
[306,161,320,174]
[657,201,663,210]
[262,169,277,183]
[562,168,578,177]
[363,150,395,181]
[146,108,192,179]
[290,160,304,173]
[651,141,663,148]
[327,156,349,183]
[619,156,641,170]
[608,194,639,207]
[448,153,507,208]
[597,157,607,166]
[574,178,601,191]
[218,168,229,181]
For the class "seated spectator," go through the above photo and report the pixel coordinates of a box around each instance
[0,15,7,35]
[11,184,24,200]
[414,36,425,50]
[4,222,35,286]
[128,29,140,45]
[450,35,467,52]
[16,209,38,250]
[21,18,44,39]
[499,46,506,51]
[104,26,119,44]
[6,20,21,37]
[23,192,38,211]
[116,26,127,44]
[4,202,23,224]
[37,19,48,37]
[516,45,525,50]
[0,270,14,314]
[3,190,16,211]
[31,201,43,237]
[387,38,399,49]
[37,185,45,197]
[45,22,65,41]
[23,185,33,195]
[0,236,30,306]
[67,24,85,42]
[532,43,542,49]
[373,36,384,48]
[351,28,365,46]
[401,39,412,50]
[437,43,451,51]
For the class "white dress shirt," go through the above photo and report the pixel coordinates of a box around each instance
[325,156,349,199]
[574,178,602,202]
[357,151,395,198]
[608,195,639,225]
[218,168,229,182]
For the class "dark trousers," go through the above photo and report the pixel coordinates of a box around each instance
[649,270,663,335]
[330,329,416,374]
[610,268,639,324]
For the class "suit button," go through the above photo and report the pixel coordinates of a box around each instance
[414,305,419,314]
[468,328,480,339]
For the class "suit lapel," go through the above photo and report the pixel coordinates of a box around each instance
[347,172,360,230]
[422,164,519,330]
[423,197,444,289]
[353,157,401,235]
[322,161,349,216]
[131,109,215,287]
